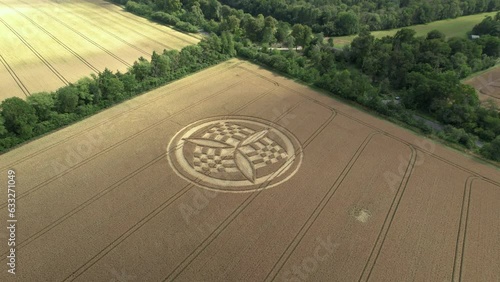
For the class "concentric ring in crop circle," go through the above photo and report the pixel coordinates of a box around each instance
[167,116,303,193]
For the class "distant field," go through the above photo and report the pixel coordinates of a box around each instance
[333,12,498,47]
[463,65,500,107]
[0,0,199,101]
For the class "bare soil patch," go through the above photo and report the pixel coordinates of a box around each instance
[464,66,500,107]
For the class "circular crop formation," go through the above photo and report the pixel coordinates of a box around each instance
[167,116,303,192]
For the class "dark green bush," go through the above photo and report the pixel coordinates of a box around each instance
[152,12,180,26]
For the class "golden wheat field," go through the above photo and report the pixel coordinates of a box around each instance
[0,0,198,100]
[0,59,498,281]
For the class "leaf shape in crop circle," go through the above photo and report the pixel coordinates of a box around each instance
[240,129,269,147]
[234,148,256,183]
[183,138,234,149]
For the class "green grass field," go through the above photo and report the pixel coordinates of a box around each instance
[333,11,498,47]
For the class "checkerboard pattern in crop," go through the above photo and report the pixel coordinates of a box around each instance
[192,122,288,174]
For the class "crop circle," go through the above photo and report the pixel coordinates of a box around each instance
[167,116,303,192]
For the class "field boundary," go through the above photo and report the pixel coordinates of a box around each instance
[341,111,500,186]
[461,62,500,82]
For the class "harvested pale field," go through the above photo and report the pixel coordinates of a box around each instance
[0,0,198,101]
[0,59,499,281]
[463,66,500,107]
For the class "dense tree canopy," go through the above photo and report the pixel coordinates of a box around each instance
[0,97,38,139]
[217,0,500,35]
[480,136,500,161]
[26,92,55,121]
[472,13,500,36]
